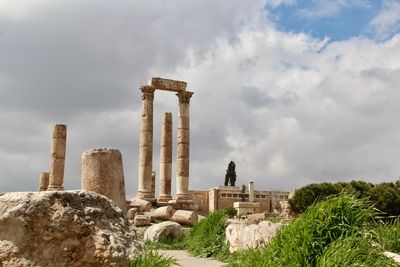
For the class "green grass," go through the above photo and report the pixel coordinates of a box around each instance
[130,249,179,267]
[317,233,396,266]
[146,194,400,266]
[185,209,230,260]
[229,193,379,267]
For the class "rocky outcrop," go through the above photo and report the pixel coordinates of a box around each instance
[0,191,142,267]
[225,220,282,252]
[144,221,184,242]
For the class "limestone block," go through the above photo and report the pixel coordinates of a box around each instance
[127,208,138,220]
[130,198,152,212]
[150,77,187,92]
[225,220,282,253]
[144,221,184,242]
[152,206,176,221]
[38,172,49,191]
[0,191,143,266]
[170,210,198,226]
[134,214,151,227]
[81,148,127,212]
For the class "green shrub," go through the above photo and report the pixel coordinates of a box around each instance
[230,193,377,267]
[130,250,179,267]
[289,180,400,217]
[223,207,237,218]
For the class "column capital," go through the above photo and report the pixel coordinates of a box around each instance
[176,91,194,104]
[140,85,156,101]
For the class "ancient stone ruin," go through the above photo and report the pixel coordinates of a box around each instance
[135,77,195,207]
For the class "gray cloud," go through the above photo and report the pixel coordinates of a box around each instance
[1,0,400,198]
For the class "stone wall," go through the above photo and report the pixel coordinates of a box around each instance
[189,190,209,215]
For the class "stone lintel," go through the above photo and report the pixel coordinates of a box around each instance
[149,77,187,92]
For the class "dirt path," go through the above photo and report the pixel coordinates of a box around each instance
[160,250,226,267]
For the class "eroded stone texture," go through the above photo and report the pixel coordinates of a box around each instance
[130,198,152,212]
[225,220,282,253]
[38,172,49,191]
[175,91,194,201]
[137,86,156,201]
[81,148,126,212]
[0,191,142,267]
[152,206,176,221]
[150,77,187,92]
[144,221,184,242]
[47,124,66,191]
[158,112,173,203]
[170,210,198,226]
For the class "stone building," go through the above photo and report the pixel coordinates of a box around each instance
[188,186,290,215]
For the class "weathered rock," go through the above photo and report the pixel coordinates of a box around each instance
[384,251,400,264]
[127,208,138,220]
[152,206,176,221]
[0,191,142,267]
[130,198,152,212]
[144,221,184,242]
[170,210,198,226]
[134,214,151,227]
[225,220,282,253]
[81,148,127,212]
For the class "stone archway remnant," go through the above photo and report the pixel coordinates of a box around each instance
[135,77,194,204]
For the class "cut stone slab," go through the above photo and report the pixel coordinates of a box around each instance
[150,77,187,92]
[134,214,151,227]
[0,191,142,267]
[170,210,198,226]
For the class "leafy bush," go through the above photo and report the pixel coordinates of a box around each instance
[289,180,400,216]
[230,193,377,266]
[130,250,179,267]
[223,207,237,218]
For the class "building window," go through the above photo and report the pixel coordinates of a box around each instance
[227,194,232,197]
[261,195,266,199]
[221,194,226,197]
[256,195,260,198]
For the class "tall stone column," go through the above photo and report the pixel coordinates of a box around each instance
[136,86,156,201]
[47,124,66,191]
[175,91,194,201]
[158,112,173,202]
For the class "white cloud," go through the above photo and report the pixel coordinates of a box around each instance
[368,0,400,40]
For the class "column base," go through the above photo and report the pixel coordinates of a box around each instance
[170,193,193,204]
[46,185,64,191]
[136,191,157,203]
[157,195,173,203]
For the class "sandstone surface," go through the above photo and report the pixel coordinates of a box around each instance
[225,220,282,252]
[143,221,184,242]
[0,191,142,267]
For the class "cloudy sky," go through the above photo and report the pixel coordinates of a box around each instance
[1,0,400,197]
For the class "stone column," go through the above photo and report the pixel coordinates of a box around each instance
[47,124,66,191]
[81,148,127,212]
[136,86,156,201]
[249,181,255,202]
[175,91,194,201]
[158,112,173,202]
[38,172,49,191]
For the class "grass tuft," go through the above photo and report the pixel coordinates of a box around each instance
[130,249,179,267]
